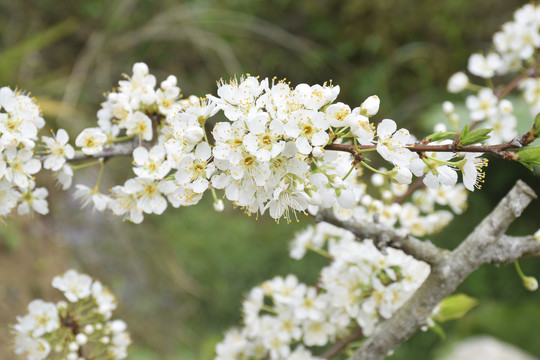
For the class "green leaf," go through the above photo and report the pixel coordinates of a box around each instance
[533,112,540,138]
[432,293,478,323]
[425,131,456,142]
[458,127,492,146]
[460,124,469,138]
[517,146,540,170]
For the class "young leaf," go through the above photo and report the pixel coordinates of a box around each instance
[533,112,540,138]
[517,146,540,170]
[425,131,456,143]
[459,124,469,139]
[459,128,493,146]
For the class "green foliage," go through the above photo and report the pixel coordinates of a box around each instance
[517,146,540,170]
[457,125,492,146]
[425,131,456,142]
[533,112,540,138]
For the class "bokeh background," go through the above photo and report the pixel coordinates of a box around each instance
[1,0,540,359]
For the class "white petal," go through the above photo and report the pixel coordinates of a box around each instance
[377,119,396,138]
[195,142,211,160]
[133,147,149,164]
[295,137,312,155]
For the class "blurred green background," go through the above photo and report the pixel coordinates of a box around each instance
[1,0,540,359]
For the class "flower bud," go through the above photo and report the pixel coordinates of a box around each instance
[447,72,468,93]
[360,95,380,117]
[68,342,79,352]
[442,101,454,115]
[330,176,343,189]
[391,167,412,185]
[360,194,372,207]
[67,353,78,360]
[371,173,384,187]
[312,146,325,159]
[76,333,88,345]
[185,126,204,144]
[213,200,224,212]
[133,62,149,76]
[109,320,127,333]
[433,123,447,133]
[84,324,94,334]
[382,190,393,201]
[56,300,68,311]
[523,276,538,291]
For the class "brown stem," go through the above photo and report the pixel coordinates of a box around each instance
[321,327,364,359]
[393,176,425,203]
[325,141,520,160]
[495,53,540,100]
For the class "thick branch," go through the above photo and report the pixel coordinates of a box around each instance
[348,180,538,360]
[319,211,449,266]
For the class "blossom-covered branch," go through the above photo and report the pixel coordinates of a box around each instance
[8,3,540,360]
[349,180,538,360]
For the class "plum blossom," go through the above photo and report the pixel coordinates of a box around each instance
[376,119,414,167]
[52,269,92,302]
[75,128,107,155]
[447,72,469,93]
[467,52,503,78]
[176,142,215,193]
[125,111,153,141]
[284,110,329,155]
[459,153,488,191]
[42,129,74,171]
[132,145,171,179]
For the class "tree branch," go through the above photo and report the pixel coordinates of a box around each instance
[325,141,526,160]
[347,180,538,360]
[318,211,449,266]
[321,327,363,359]
[69,141,139,161]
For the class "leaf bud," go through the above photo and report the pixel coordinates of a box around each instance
[431,293,478,323]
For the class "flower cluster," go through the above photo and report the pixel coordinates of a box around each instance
[5,4,540,227]
[446,3,540,144]
[64,64,494,225]
[0,87,50,218]
[12,269,130,360]
[215,222,430,359]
